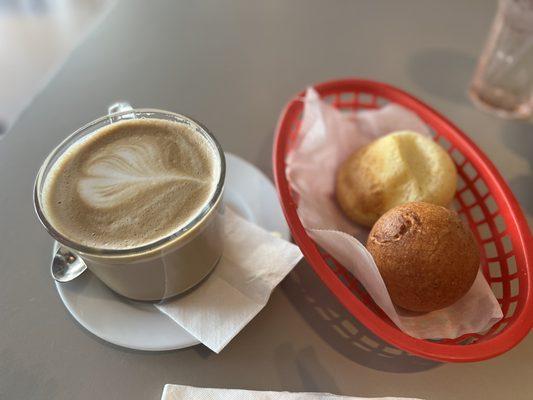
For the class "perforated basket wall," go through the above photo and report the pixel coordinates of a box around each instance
[273,79,532,362]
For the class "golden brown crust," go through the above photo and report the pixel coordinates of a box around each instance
[366,202,480,312]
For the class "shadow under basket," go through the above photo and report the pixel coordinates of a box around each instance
[273,78,533,362]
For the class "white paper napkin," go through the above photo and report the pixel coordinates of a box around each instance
[155,208,303,353]
[285,88,502,339]
[161,384,423,400]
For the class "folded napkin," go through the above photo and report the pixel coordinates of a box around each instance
[161,384,422,400]
[155,208,303,353]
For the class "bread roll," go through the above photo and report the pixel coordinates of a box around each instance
[336,130,457,227]
[366,202,479,312]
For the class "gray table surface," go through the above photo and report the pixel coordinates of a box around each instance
[1,1,531,399]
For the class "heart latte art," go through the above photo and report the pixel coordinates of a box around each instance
[42,119,220,250]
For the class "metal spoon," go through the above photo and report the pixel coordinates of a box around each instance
[51,245,87,282]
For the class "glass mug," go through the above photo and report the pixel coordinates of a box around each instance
[34,103,225,301]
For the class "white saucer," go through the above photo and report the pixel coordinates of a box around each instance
[54,153,289,351]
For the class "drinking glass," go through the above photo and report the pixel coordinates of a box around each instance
[469,0,533,119]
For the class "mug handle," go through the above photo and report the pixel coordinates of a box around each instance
[107,101,135,123]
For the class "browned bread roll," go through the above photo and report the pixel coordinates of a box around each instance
[366,202,479,312]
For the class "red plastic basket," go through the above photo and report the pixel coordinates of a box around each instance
[273,78,533,362]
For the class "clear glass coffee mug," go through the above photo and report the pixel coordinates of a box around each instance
[34,103,225,301]
[469,0,533,119]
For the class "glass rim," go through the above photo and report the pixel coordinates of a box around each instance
[33,108,226,258]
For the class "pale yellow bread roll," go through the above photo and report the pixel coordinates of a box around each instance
[336,130,457,227]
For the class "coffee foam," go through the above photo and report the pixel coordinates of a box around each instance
[42,119,219,250]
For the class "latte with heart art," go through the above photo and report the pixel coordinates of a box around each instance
[42,119,220,250]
